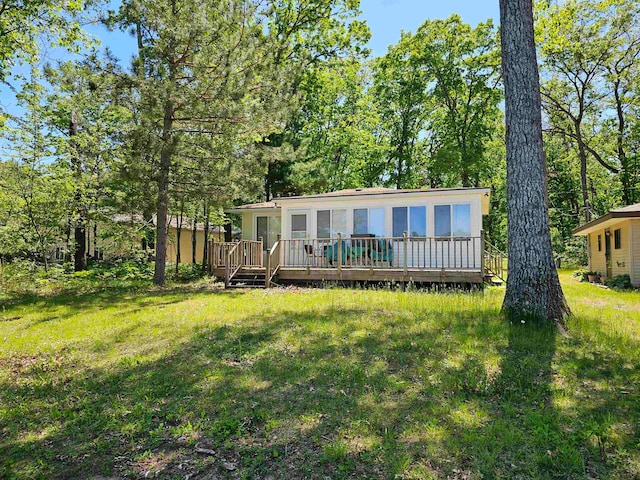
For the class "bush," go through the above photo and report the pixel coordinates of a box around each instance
[573,269,600,282]
[166,263,207,283]
[605,274,634,290]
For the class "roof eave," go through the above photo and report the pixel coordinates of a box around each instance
[275,187,492,203]
[572,211,640,235]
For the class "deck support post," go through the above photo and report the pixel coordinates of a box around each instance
[259,236,263,267]
[265,250,271,289]
[337,233,342,279]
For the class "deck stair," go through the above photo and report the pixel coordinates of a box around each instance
[483,240,507,285]
[227,269,267,289]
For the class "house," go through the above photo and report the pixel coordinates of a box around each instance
[572,203,640,286]
[66,215,225,264]
[211,187,504,288]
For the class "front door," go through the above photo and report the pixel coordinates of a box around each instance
[605,228,612,279]
[288,211,309,266]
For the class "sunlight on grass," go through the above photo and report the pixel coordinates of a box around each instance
[0,273,638,479]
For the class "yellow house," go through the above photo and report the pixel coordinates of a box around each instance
[573,203,640,286]
[166,220,225,264]
[81,215,225,264]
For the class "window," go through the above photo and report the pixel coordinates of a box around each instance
[317,210,330,238]
[435,204,471,237]
[353,208,385,236]
[598,234,602,252]
[353,209,368,235]
[452,204,471,236]
[434,205,451,236]
[614,228,622,249]
[392,207,407,237]
[393,206,426,237]
[257,215,281,249]
[317,209,346,238]
[291,214,307,239]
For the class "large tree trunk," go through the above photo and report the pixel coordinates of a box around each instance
[153,99,174,286]
[499,0,570,324]
[70,109,87,271]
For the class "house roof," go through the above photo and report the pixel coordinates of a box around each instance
[572,203,640,235]
[228,187,491,213]
[275,186,490,201]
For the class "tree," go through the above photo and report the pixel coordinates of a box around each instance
[537,0,640,220]
[0,76,73,268]
[499,0,570,323]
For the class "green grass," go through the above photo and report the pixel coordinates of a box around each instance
[1,271,639,479]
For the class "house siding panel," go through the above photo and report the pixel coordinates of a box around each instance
[589,231,607,276]
[611,222,630,278]
[242,212,253,241]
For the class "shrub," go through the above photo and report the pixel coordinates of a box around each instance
[605,274,634,290]
[166,263,207,283]
[573,269,600,282]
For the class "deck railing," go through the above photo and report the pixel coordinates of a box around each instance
[278,233,483,270]
[483,240,507,281]
[219,239,263,286]
[210,242,237,270]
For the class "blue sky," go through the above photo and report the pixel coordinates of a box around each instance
[0,1,500,114]
[360,0,499,56]
[96,0,501,62]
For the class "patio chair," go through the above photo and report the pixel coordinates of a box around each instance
[369,239,393,266]
[323,239,347,265]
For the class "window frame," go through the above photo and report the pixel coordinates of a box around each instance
[598,234,602,252]
[392,206,427,238]
[614,228,622,250]
[435,203,471,238]
[353,207,385,237]
[317,209,347,238]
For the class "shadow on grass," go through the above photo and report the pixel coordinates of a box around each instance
[0,299,638,479]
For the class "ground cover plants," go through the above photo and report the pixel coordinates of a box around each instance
[0,271,638,479]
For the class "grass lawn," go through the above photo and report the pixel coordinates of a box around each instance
[1,271,639,479]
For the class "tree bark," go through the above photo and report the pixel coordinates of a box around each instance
[499,0,570,324]
[70,109,87,271]
[153,98,174,285]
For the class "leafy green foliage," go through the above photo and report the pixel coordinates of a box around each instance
[605,274,634,290]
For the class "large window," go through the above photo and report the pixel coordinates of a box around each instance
[393,206,426,237]
[435,204,471,237]
[317,209,346,238]
[353,208,385,236]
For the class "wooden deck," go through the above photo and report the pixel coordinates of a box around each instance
[211,266,484,285]
[209,234,505,288]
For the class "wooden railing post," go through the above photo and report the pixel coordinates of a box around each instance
[259,236,263,267]
[480,229,486,274]
[403,231,408,275]
[265,249,271,288]
[337,233,342,276]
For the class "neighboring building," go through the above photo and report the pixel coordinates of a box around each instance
[214,187,501,287]
[61,215,225,264]
[573,203,640,286]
